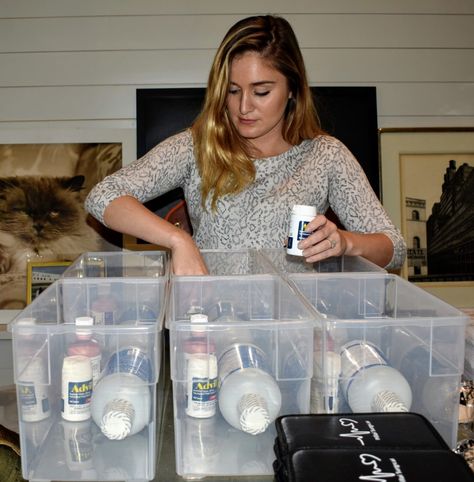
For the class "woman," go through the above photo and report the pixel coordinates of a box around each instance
[85,15,406,275]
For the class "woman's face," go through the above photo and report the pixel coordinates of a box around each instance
[226,51,292,153]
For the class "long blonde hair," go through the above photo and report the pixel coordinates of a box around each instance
[191,15,323,210]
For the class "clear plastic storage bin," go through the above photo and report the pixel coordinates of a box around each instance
[62,250,169,279]
[289,272,468,448]
[169,274,317,478]
[10,277,167,482]
[260,248,385,274]
[464,313,474,380]
[164,249,279,329]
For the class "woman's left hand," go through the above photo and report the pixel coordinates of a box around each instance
[297,214,346,262]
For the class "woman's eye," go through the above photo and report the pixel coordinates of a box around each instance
[255,91,270,97]
[228,88,239,95]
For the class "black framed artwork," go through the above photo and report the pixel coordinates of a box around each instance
[135,86,379,228]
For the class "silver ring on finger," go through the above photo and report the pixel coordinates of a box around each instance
[328,238,336,249]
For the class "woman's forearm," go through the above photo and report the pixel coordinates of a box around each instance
[339,230,394,268]
[103,195,208,275]
[103,195,186,250]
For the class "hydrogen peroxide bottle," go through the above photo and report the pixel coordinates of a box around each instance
[91,345,152,440]
[218,343,281,435]
[340,340,412,413]
[91,372,151,440]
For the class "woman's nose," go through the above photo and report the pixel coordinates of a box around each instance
[239,92,254,115]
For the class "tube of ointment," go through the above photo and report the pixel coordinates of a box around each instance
[312,351,341,414]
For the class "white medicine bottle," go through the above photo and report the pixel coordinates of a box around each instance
[16,318,51,422]
[184,313,218,418]
[287,205,317,256]
[61,355,93,422]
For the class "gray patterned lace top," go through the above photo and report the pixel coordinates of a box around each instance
[85,130,406,269]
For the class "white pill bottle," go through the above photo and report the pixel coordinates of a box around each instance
[287,205,317,256]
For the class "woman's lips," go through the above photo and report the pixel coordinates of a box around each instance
[239,117,257,125]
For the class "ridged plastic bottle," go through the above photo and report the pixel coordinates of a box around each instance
[90,372,151,440]
[90,344,152,440]
[218,343,281,435]
[340,340,412,413]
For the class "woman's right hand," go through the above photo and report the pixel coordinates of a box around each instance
[170,230,209,275]
[101,196,209,275]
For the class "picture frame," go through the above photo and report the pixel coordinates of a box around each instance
[379,127,474,308]
[26,261,72,304]
[0,128,136,325]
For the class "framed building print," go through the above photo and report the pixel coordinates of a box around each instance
[379,127,474,308]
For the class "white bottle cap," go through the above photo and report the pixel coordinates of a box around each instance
[16,317,37,336]
[62,355,92,377]
[100,399,135,440]
[190,313,209,333]
[238,393,271,435]
[75,316,94,336]
[291,204,317,217]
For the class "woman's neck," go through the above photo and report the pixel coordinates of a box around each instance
[249,138,293,159]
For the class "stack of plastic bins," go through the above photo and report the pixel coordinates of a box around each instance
[288,272,468,448]
[259,248,386,274]
[61,250,169,279]
[169,274,317,478]
[10,276,166,482]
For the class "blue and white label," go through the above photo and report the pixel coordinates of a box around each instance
[218,344,269,385]
[61,379,92,420]
[297,220,311,241]
[340,341,388,395]
[104,346,152,382]
[19,383,37,406]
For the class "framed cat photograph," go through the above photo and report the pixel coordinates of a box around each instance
[0,127,135,323]
[26,261,72,304]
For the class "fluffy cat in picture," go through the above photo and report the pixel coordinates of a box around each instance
[0,175,103,307]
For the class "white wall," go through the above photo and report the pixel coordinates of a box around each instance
[1,0,473,133]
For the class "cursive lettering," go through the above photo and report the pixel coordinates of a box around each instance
[358,453,397,481]
[338,417,371,446]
